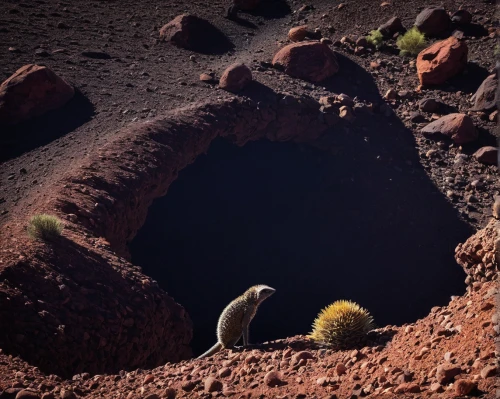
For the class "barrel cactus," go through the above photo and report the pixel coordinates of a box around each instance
[309,300,374,349]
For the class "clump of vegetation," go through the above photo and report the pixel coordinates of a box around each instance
[27,214,64,240]
[309,300,374,349]
[495,44,500,57]
[397,27,427,56]
[366,30,384,48]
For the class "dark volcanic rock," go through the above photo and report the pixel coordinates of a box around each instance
[470,74,498,111]
[0,64,74,125]
[415,7,451,37]
[451,9,472,26]
[378,17,405,38]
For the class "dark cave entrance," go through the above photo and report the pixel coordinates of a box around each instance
[129,137,470,357]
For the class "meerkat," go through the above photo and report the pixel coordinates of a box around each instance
[196,284,276,359]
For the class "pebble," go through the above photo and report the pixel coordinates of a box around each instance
[204,376,222,393]
[264,371,283,387]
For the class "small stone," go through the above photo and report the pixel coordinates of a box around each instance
[444,352,454,362]
[291,351,314,365]
[288,25,310,42]
[264,371,283,387]
[419,98,441,112]
[245,354,260,364]
[15,391,41,399]
[454,379,476,395]
[163,388,176,399]
[199,73,215,82]
[181,380,199,392]
[436,364,461,384]
[430,382,443,393]
[384,89,397,100]
[60,389,77,399]
[218,367,231,378]
[219,63,252,93]
[143,395,160,399]
[143,374,155,384]
[339,106,354,122]
[480,365,497,379]
[204,376,223,393]
[410,112,426,123]
[336,363,347,376]
[394,383,420,394]
[473,146,498,165]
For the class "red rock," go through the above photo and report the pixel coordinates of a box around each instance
[163,388,176,399]
[181,380,200,392]
[143,374,155,384]
[336,363,347,376]
[219,63,252,93]
[15,391,40,399]
[454,379,476,395]
[159,14,228,52]
[204,376,223,393]
[480,364,497,378]
[415,7,451,37]
[272,42,339,82]
[416,37,468,86]
[143,395,160,399]
[470,74,498,111]
[291,351,315,365]
[264,371,283,387]
[218,367,231,378]
[473,146,498,165]
[436,364,462,384]
[394,383,420,393]
[288,25,310,42]
[421,113,477,144]
[0,64,74,125]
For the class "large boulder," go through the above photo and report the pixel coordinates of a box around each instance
[159,14,231,53]
[470,74,498,111]
[415,7,451,37]
[272,42,339,82]
[416,37,468,86]
[421,113,477,144]
[0,64,74,125]
[219,63,252,92]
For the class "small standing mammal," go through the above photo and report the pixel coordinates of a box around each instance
[196,284,276,359]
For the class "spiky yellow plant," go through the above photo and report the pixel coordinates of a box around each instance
[309,300,374,349]
[27,214,64,241]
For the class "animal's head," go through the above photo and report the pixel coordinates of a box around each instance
[251,285,276,303]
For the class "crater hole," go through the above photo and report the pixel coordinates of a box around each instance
[130,137,470,356]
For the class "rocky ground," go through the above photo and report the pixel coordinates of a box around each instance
[0,0,499,397]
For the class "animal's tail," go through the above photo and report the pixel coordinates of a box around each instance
[196,342,223,359]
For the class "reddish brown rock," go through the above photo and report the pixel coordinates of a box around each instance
[0,64,74,125]
[264,371,283,387]
[204,376,223,393]
[421,113,477,144]
[416,37,468,86]
[272,42,339,82]
[454,379,476,396]
[159,14,229,52]
[219,63,252,93]
[288,25,311,42]
[15,391,40,399]
[436,364,461,384]
[470,74,498,111]
[415,7,451,37]
[473,146,498,165]
[394,383,420,394]
[480,365,497,379]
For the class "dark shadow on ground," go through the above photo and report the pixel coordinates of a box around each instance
[183,19,235,55]
[246,0,291,19]
[130,57,472,356]
[322,51,383,102]
[444,62,491,94]
[0,89,94,162]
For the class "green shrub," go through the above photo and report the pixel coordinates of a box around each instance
[366,30,384,48]
[397,27,427,56]
[27,214,63,240]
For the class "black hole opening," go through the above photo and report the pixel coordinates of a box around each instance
[130,137,470,357]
